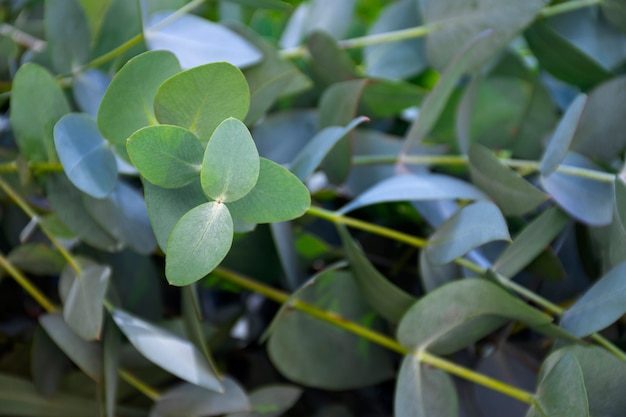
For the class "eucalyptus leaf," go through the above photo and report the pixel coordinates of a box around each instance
[182,285,220,376]
[150,379,249,417]
[493,206,569,278]
[127,125,204,188]
[421,0,544,71]
[7,244,66,276]
[165,201,233,286]
[103,318,120,417]
[145,11,263,69]
[540,94,587,176]
[154,62,250,142]
[111,308,223,392]
[560,261,626,337]
[267,270,394,390]
[226,158,310,223]
[61,260,111,341]
[10,63,70,162]
[610,177,626,266]
[394,354,458,417]
[396,279,556,355]
[31,326,71,397]
[201,118,260,202]
[54,113,118,198]
[307,31,359,85]
[98,50,182,146]
[45,0,91,74]
[338,174,488,214]
[144,179,208,251]
[304,0,355,40]
[469,144,547,215]
[290,116,368,181]
[337,225,416,323]
[225,385,302,417]
[603,0,626,33]
[39,313,103,381]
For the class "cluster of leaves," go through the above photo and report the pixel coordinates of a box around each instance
[1,0,626,416]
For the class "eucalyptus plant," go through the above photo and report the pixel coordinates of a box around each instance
[1,0,626,416]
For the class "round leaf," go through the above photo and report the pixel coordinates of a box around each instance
[201,118,260,202]
[127,125,203,188]
[154,63,250,142]
[54,113,118,198]
[98,50,181,146]
[226,158,310,223]
[166,202,234,286]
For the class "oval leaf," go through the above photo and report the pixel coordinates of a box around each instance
[166,201,234,286]
[469,143,547,215]
[201,118,260,202]
[54,113,118,198]
[145,11,263,69]
[226,158,310,223]
[425,201,511,265]
[45,0,91,74]
[111,308,223,392]
[98,50,182,146]
[154,63,250,142]
[127,125,204,188]
[338,174,488,214]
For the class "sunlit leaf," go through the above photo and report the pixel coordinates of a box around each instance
[54,113,118,198]
[166,201,233,286]
[98,50,181,146]
[201,118,259,202]
[154,63,250,142]
[111,308,223,392]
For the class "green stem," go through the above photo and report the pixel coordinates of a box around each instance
[213,266,533,403]
[0,177,82,274]
[540,0,602,18]
[118,369,161,401]
[0,251,58,313]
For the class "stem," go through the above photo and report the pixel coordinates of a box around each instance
[118,369,161,401]
[0,177,82,274]
[213,266,534,402]
[540,0,602,18]
[0,251,57,313]
[418,350,534,404]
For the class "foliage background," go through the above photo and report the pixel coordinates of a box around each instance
[1,0,626,416]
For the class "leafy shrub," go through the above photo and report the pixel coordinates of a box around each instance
[0,0,625,416]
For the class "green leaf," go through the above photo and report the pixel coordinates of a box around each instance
[421,0,544,71]
[307,31,359,85]
[47,174,119,251]
[469,144,547,215]
[603,0,626,33]
[222,0,291,9]
[7,244,66,276]
[145,12,263,69]
[338,174,488,214]
[54,113,118,198]
[60,260,111,341]
[83,182,157,254]
[31,326,71,397]
[609,177,626,266]
[337,225,416,323]
[144,179,208,251]
[111,308,223,392]
[201,118,260,202]
[560,261,626,337]
[425,201,510,265]
[225,385,303,417]
[45,0,91,74]
[419,250,460,292]
[540,94,587,176]
[360,79,427,117]
[182,285,220,377]
[267,270,394,389]
[290,116,369,181]
[154,63,249,142]
[77,0,112,38]
[541,153,613,227]
[526,351,589,417]
[226,158,310,223]
[524,21,612,90]
[127,125,203,188]
[10,63,70,162]
[302,0,356,40]
[403,30,493,152]
[103,318,120,417]
[150,379,249,417]
[394,354,458,417]
[396,279,555,355]
[364,0,426,80]
[98,50,181,146]
[166,201,234,286]
[0,373,98,417]
[39,313,103,381]
[493,206,570,278]
[318,80,367,184]
[73,69,111,117]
